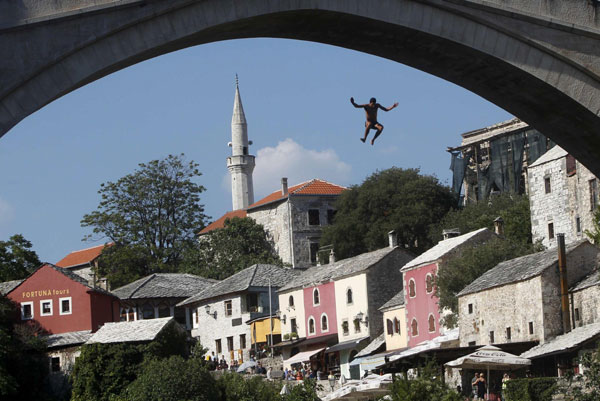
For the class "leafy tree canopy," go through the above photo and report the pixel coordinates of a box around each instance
[428,193,533,245]
[585,205,600,245]
[81,154,208,287]
[182,217,283,280]
[0,234,41,282]
[320,168,456,259]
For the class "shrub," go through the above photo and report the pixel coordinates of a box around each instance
[505,378,556,401]
[216,372,281,401]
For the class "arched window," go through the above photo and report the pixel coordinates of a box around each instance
[289,295,294,307]
[308,317,315,334]
[409,279,416,298]
[313,288,320,306]
[411,319,419,336]
[428,314,436,333]
[426,274,434,294]
[394,317,400,334]
[346,288,353,305]
[142,303,154,319]
[321,314,328,332]
[158,304,171,318]
[386,319,394,335]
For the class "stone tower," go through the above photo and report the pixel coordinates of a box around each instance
[227,76,255,210]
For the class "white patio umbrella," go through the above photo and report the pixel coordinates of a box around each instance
[445,345,531,399]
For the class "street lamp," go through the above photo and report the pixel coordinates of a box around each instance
[205,305,216,319]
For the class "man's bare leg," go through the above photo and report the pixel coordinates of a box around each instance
[371,124,384,145]
[361,123,371,143]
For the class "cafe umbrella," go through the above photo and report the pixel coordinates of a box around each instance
[445,345,531,399]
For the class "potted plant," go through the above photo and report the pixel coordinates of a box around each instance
[290,332,298,340]
[283,333,290,340]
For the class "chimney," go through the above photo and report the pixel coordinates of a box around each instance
[329,249,336,264]
[281,177,288,196]
[494,217,504,236]
[388,230,398,248]
[557,234,571,334]
[442,228,460,240]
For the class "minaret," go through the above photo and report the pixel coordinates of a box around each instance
[227,75,255,210]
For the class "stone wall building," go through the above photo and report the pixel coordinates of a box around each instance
[527,146,599,249]
[55,243,112,290]
[569,270,600,329]
[447,118,554,204]
[177,264,298,364]
[457,240,599,347]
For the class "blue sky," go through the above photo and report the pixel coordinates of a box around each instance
[0,38,512,263]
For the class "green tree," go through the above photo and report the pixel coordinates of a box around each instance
[0,234,41,282]
[385,361,461,401]
[121,356,218,401]
[81,154,208,287]
[567,345,600,401]
[183,217,283,280]
[286,378,322,401]
[584,205,600,244]
[320,168,456,259]
[0,296,50,401]
[217,372,282,401]
[428,193,533,245]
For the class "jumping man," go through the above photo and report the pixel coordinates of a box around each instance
[350,97,398,145]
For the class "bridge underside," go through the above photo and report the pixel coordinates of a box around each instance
[1,0,599,174]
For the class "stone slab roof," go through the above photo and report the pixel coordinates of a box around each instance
[521,322,600,359]
[379,290,405,311]
[279,246,408,293]
[528,145,567,168]
[401,228,491,271]
[178,264,299,306]
[87,317,175,344]
[112,273,218,300]
[199,209,248,235]
[0,279,23,295]
[45,330,92,349]
[55,243,112,268]
[458,240,589,297]
[571,269,600,292]
[355,333,386,358]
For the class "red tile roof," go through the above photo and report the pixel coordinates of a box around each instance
[199,209,248,235]
[55,243,113,268]
[247,179,346,210]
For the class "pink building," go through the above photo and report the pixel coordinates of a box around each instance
[303,281,337,338]
[401,228,494,348]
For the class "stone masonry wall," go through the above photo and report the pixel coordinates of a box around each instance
[571,285,600,328]
[567,161,599,239]
[249,201,292,265]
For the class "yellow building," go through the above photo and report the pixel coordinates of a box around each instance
[379,290,408,351]
[249,315,281,345]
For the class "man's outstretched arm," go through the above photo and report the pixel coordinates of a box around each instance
[350,97,366,108]
[379,102,399,112]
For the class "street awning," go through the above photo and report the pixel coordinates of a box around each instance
[326,336,370,353]
[349,351,388,370]
[445,345,531,370]
[284,348,325,365]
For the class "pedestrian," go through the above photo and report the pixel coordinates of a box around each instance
[475,373,486,400]
[350,97,398,145]
[501,373,510,401]
[471,372,478,399]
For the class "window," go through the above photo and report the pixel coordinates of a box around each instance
[327,209,336,225]
[321,314,328,332]
[576,217,582,233]
[353,318,361,333]
[489,331,495,343]
[227,336,234,352]
[468,304,473,314]
[529,322,534,335]
[408,279,416,298]
[575,308,580,321]
[342,319,349,336]
[21,302,33,320]
[215,339,222,354]
[468,341,476,346]
[224,300,233,317]
[142,303,154,319]
[243,146,248,155]
[394,317,400,334]
[291,318,297,334]
[426,274,434,294]
[548,222,555,240]
[240,334,246,349]
[310,243,319,265]
[308,317,315,334]
[313,288,320,306]
[246,293,258,312]
[51,357,61,373]
[288,295,294,307]
[411,319,419,336]
[158,304,170,318]
[566,154,577,176]
[59,297,72,315]
[544,177,551,194]
[120,308,128,322]
[40,300,53,316]
[506,327,512,341]
[308,209,320,226]
[346,288,353,305]
[386,319,394,335]
[590,179,598,210]
[428,314,436,333]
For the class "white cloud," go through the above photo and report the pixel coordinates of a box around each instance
[0,196,14,224]
[221,138,351,200]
